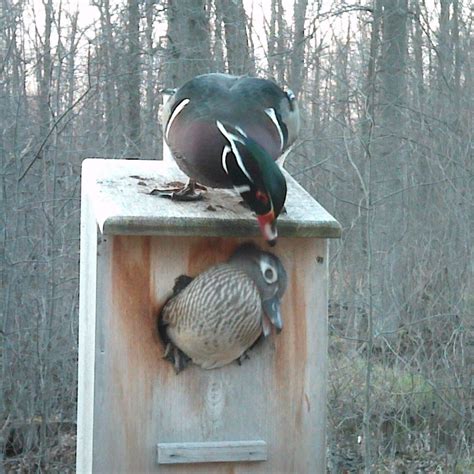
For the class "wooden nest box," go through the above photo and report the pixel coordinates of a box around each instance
[77,153,341,472]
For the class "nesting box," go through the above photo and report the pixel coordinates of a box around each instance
[77,157,340,473]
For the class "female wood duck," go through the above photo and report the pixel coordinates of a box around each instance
[161,73,300,245]
[158,243,288,373]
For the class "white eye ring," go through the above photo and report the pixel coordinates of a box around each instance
[264,268,274,281]
[260,259,277,284]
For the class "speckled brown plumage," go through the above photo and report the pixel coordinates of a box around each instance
[158,243,287,372]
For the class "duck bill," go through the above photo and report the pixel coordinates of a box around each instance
[257,211,277,246]
[262,295,283,334]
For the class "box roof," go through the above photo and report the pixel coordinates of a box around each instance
[82,158,341,238]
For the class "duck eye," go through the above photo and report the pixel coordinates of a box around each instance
[260,258,278,283]
[264,268,274,281]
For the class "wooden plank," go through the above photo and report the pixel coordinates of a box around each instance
[76,179,98,473]
[157,441,267,464]
[81,159,341,239]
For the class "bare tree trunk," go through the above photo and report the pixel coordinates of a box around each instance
[380,0,408,126]
[98,0,119,152]
[66,11,79,111]
[452,0,461,123]
[247,6,256,72]
[144,0,156,158]
[219,0,254,75]
[165,0,212,86]
[310,0,322,136]
[267,0,277,77]
[412,0,424,100]
[372,0,408,336]
[266,0,286,82]
[360,3,381,470]
[38,0,53,147]
[290,0,308,95]
[361,0,381,260]
[438,0,451,89]
[36,1,55,466]
[334,20,351,125]
[276,0,286,83]
[126,0,141,154]
[213,0,225,72]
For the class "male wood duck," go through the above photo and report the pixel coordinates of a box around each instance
[161,73,300,245]
[158,243,288,373]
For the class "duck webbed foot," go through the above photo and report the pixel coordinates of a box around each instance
[236,335,265,366]
[236,351,251,366]
[163,342,191,374]
[151,179,206,201]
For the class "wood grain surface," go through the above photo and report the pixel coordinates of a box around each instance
[157,440,267,464]
[78,235,328,473]
[81,158,341,238]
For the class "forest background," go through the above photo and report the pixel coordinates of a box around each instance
[1,0,472,471]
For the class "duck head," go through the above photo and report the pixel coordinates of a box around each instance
[217,121,287,246]
[229,243,288,334]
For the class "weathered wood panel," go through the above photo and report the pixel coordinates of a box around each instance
[84,235,327,473]
[157,441,267,464]
[77,182,98,474]
[81,159,341,238]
